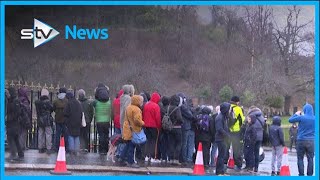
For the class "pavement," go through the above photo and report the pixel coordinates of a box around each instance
[4,149,255,176]
[4,147,313,176]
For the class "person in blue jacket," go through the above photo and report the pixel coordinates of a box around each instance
[289,103,315,176]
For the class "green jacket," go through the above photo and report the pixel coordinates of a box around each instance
[92,100,111,123]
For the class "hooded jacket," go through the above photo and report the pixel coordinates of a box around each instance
[289,104,315,141]
[269,116,285,147]
[160,96,170,119]
[78,91,94,124]
[113,90,124,129]
[35,95,53,127]
[122,95,145,141]
[244,114,257,147]
[143,92,161,128]
[6,87,21,132]
[168,95,183,127]
[53,93,68,124]
[197,107,215,142]
[64,95,83,136]
[177,93,195,131]
[247,107,265,142]
[215,102,230,142]
[120,85,135,131]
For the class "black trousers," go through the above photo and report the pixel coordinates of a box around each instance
[7,129,24,158]
[168,128,182,161]
[80,124,91,150]
[97,122,110,153]
[216,141,227,175]
[224,132,243,168]
[144,127,160,159]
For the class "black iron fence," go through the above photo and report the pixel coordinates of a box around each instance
[5,80,114,153]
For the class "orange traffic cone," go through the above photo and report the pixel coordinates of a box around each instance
[193,142,205,175]
[280,147,290,176]
[50,137,71,175]
[227,144,234,169]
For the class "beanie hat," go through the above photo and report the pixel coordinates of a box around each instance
[78,89,86,96]
[66,91,74,99]
[41,89,49,97]
[59,87,67,94]
[231,96,240,103]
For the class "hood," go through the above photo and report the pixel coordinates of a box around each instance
[303,103,314,116]
[248,114,257,124]
[117,90,124,98]
[201,107,212,115]
[219,102,231,115]
[170,95,180,106]
[248,107,263,117]
[18,87,30,103]
[97,83,105,88]
[58,93,66,100]
[123,84,134,96]
[131,95,143,107]
[8,87,17,99]
[177,92,187,104]
[66,92,74,99]
[161,96,170,106]
[41,89,49,97]
[59,87,67,94]
[150,92,161,104]
[272,116,281,126]
[140,93,148,103]
[143,91,151,101]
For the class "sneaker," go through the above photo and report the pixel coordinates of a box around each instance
[130,163,140,168]
[145,157,149,162]
[271,171,276,176]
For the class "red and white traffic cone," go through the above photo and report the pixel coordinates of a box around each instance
[227,144,235,169]
[193,142,205,175]
[280,147,291,176]
[50,137,71,175]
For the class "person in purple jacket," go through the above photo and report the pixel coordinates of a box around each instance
[289,103,315,176]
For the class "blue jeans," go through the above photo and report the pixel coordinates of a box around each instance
[55,123,69,151]
[210,142,218,166]
[297,140,314,176]
[68,136,80,153]
[216,141,227,175]
[181,130,195,163]
[120,141,135,164]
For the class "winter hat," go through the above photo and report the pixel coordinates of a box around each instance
[78,89,86,96]
[59,87,67,94]
[66,91,74,99]
[231,96,240,103]
[41,88,49,97]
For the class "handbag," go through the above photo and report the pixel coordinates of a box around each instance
[126,111,146,145]
[81,112,86,127]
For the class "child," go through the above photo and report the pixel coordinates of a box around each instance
[243,114,257,172]
[269,116,285,176]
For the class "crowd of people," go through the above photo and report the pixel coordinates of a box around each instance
[5,83,315,176]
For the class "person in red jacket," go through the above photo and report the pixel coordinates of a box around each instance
[113,90,124,135]
[143,92,161,163]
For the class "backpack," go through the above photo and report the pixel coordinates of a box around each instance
[96,87,109,102]
[197,114,210,132]
[162,106,179,131]
[19,103,32,129]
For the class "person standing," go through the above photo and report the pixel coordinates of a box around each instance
[113,90,124,135]
[6,87,24,161]
[225,96,245,172]
[119,95,145,168]
[289,123,298,152]
[269,116,285,176]
[92,85,111,155]
[289,104,315,176]
[159,96,170,163]
[143,92,161,163]
[35,89,54,154]
[120,85,135,133]
[78,89,93,153]
[64,92,83,155]
[247,106,265,172]
[18,87,32,150]
[215,102,230,176]
[210,105,219,167]
[243,114,257,172]
[53,87,68,152]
